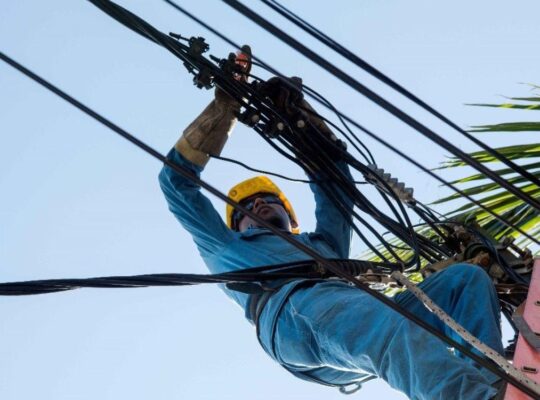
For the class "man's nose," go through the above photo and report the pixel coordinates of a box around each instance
[252,197,267,210]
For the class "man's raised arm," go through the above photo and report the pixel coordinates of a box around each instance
[158,89,239,259]
[303,100,354,259]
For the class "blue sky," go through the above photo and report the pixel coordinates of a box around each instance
[1,1,539,399]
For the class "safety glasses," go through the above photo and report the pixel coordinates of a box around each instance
[232,194,285,228]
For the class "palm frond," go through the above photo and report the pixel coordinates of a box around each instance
[435,144,540,169]
[467,103,540,111]
[364,85,540,263]
[469,122,540,133]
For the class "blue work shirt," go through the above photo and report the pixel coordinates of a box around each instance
[159,150,503,398]
[158,148,353,350]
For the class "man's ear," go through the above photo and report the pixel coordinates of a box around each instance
[290,220,299,229]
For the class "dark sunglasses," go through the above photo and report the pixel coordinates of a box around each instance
[232,194,285,227]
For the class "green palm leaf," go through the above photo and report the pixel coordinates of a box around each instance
[469,122,540,133]
[506,97,540,102]
[365,85,540,263]
[448,162,540,184]
[468,103,540,111]
[436,144,540,168]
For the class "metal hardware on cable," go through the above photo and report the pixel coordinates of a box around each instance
[222,0,540,214]
[3,50,536,396]
[2,1,538,394]
[260,0,540,190]
[162,0,540,246]
[391,270,540,396]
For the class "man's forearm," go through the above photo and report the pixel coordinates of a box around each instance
[176,92,240,167]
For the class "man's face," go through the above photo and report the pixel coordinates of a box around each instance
[234,193,297,232]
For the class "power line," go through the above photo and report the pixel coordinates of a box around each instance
[221,0,540,213]
[2,50,535,396]
[91,0,431,262]
[0,260,385,296]
[161,0,540,246]
[260,0,540,189]
[211,154,369,184]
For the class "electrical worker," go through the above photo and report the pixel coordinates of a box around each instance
[158,47,507,400]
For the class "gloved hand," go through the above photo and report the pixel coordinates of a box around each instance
[258,76,304,117]
[215,45,252,104]
[177,45,252,167]
[258,75,347,159]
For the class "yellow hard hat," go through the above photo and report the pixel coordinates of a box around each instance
[226,176,299,234]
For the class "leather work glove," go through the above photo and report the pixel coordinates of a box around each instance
[176,45,252,167]
[259,75,335,139]
[258,76,304,117]
[259,75,347,161]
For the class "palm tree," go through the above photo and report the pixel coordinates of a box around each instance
[434,84,540,249]
[367,84,540,263]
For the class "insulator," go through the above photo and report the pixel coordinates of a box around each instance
[366,164,415,203]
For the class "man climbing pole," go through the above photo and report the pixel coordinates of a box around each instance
[158,46,507,400]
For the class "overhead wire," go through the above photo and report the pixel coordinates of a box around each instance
[254,121,399,262]
[161,0,540,246]
[159,0,532,261]
[260,0,540,190]
[210,154,315,184]
[3,51,532,394]
[2,4,537,395]
[221,0,540,214]
[210,153,369,185]
[0,260,391,296]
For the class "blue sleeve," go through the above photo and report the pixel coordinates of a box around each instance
[309,161,354,258]
[158,148,234,258]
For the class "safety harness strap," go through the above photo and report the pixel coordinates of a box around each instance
[245,278,377,393]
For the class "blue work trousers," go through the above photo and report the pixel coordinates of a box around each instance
[269,264,502,399]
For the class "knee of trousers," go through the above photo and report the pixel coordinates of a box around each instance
[442,263,493,289]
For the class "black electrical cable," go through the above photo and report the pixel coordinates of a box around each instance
[255,58,540,247]
[210,154,313,183]
[3,49,537,400]
[238,93,416,264]
[411,207,452,248]
[260,0,540,190]
[162,0,539,245]
[302,127,445,266]
[274,111,409,251]
[257,125,397,262]
[221,0,540,214]
[272,116,419,264]
[472,229,529,285]
[7,1,536,390]
[210,154,369,185]
[300,83,376,165]
[0,260,389,296]
[296,88,449,250]
[337,150,447,264]
[298,106,458,260]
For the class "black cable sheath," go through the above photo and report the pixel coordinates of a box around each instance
[221,0,540,213]
[3,52,536,396]
[162,0,539,245]
[0,260,387,296]
[85,0,520,265]
[261,0,540,189]
[257,126,394,261]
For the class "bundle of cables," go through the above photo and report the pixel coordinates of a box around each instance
[3,1,539,395]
